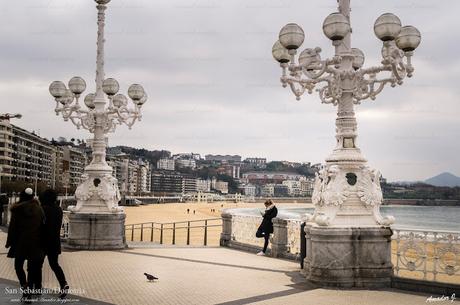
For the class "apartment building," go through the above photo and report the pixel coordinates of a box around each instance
[0,120,89,193]
[0,120,54,186]
[51,145,86,189]
[109,154,151,195]
[205,154,241,163]
[151,171,184,195]
[157,158,175,171]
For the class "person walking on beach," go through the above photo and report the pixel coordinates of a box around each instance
[39,189,69,299]
[5,188,45,302]
[255,200,278,256]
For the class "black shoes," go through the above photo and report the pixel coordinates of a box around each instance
[59,284,69,299]
[21,293,31,304]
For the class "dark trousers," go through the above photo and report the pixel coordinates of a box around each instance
[47,254,67,288]
[256,230,270,253]
[14,257,44,290]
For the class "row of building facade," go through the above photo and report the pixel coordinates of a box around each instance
[0,120,152,195]
[151,171,228,196]
[0,119,314,197]
[239,172,314,197]
[0,120,86,191]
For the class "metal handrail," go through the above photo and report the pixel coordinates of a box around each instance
[392,227,460,282]
[125,217,222,226]
[125,224,222,230]
[124,217,223,246]
[392,226,460,235]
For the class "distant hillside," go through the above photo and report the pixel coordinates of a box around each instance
[113,146,171,166]
[425,172,460,187]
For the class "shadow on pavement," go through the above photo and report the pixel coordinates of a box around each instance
[119,250,293,274]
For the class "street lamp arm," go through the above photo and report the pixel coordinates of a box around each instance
[317,78,342,105]
[282,71,332,101]
[352,77,390,104]
[286,51,341,80]
[302,60,338,80]
[355,48,415,104]
[359,65,391,76]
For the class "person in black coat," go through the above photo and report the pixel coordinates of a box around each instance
[255,200,278,256]
[39,189,69,298]
[5,188,45,300]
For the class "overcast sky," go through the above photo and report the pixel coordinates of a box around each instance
[0,0,459,181]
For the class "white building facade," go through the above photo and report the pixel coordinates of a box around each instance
[157,158,175,171]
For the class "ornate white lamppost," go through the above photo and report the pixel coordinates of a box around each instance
[49,0,147,249]
[273,0,420,287]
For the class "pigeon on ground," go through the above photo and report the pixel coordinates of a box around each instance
[144,273,159,282]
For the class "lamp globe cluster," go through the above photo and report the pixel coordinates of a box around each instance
[49,77,147,111]
[272,11,420,68]
[374,13,421,51]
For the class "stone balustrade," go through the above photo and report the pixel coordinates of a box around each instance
[221,212,460,288]
[220,213,301,259]
[393,228,460,284]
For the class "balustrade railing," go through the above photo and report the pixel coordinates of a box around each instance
[222,214,460,285]
[392,228,460,284]
[60,209,460,285]
[222,214,302,258]
[286,219,302,256]
[125,218,222,246]
[60,211,70,240]
[230,215,266,248]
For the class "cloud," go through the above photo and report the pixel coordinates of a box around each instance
[0,0,459,181]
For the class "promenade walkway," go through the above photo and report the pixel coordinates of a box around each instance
[0,230,439,305]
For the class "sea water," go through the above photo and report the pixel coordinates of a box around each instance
[230,205,460,232]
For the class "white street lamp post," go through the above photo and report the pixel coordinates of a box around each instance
[273,0,420,287]
[49,0,147,249]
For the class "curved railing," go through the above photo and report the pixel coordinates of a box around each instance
[221,213,460,284]
[392,227,460,284]
[223,214,302,258]
[124,218,222,246]
[286,219,302,256]
[61,211,70,240]
[230,215,266,248]
[60,209,460,285]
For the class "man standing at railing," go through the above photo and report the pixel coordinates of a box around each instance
[255,200,278,256]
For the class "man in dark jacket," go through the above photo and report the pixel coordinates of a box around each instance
[39,189,69,298]
[255,199,278,256]
[5,188,45,300]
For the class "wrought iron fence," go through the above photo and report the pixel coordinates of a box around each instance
[60,210,460,285]
[393,228,460,284]
[286,219,302,256]
[125,218,222,246]
[61,211,70,240]
[224,215,460,285]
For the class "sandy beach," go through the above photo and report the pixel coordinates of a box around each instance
[123,201,311,246]
[124,201,311,225]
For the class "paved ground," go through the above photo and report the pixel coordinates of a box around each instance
[0,229,443,305]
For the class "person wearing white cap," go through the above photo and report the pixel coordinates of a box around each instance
[5,187,45,303]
